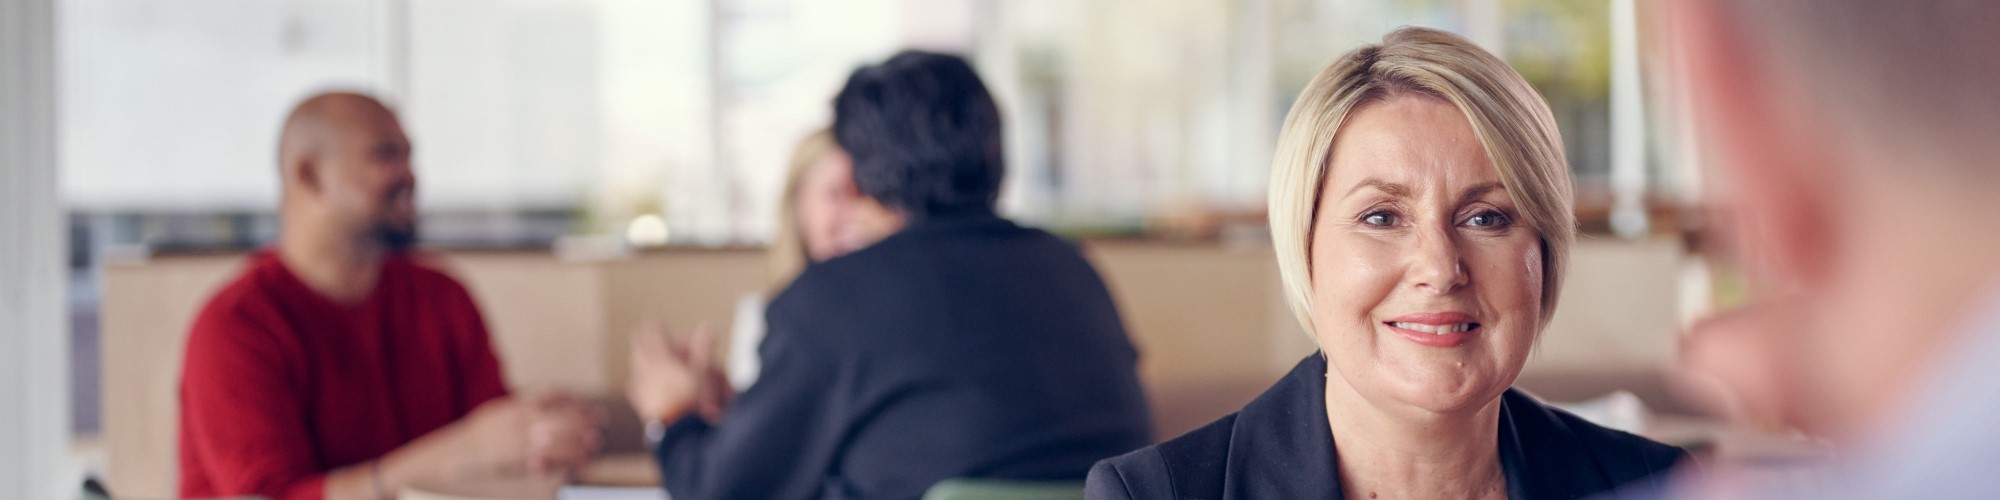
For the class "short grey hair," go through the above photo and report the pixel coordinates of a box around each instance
[1725,0,2000,183]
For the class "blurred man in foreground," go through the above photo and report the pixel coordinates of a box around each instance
[628,51,1154,500]
[180,92,601,500]
[1667,1,2000,497]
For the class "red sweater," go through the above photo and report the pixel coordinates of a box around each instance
[179,250,509,500]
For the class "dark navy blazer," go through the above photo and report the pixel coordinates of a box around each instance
[654,210,1154,500]
[1087,354,1688,500]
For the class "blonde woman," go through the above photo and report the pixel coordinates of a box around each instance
[728,128,883,389]
[765,128,874,288]
[1086,28,1686,500]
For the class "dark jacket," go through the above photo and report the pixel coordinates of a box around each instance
[655,210,1154,500]
[1087,354,1687,500]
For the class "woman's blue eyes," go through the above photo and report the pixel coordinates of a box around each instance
[1357,210,1510,229]
[1363,212,1397,227]
[1465,211,1510,228]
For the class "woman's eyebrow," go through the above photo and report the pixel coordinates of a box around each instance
[1345,178,1409,198]
[1340,179,1502,202]
[1458,181,1504,203]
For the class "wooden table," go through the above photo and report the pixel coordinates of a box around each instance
[400,453,662,500]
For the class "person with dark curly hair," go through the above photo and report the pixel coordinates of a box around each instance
[628,51,1153,500]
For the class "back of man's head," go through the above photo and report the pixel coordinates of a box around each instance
[832,51,1004,219]
[1726,0,2000,185]
[1670,0,2000,442]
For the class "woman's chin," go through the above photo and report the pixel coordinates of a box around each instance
[1377,368,1507,415]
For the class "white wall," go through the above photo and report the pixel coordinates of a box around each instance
[2,0,78,497]
[57,0,607,213]
[58,0,392,212]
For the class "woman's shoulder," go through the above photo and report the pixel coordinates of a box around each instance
[1502,389,1692,481]
[1087,413,1239,500]
[1086,447,1164,500]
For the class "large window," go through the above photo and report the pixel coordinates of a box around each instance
[57,0,1680,435]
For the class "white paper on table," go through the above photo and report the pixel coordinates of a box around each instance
[557,486,669,500]
[728,292,768,390]
[1549,390,1651,434]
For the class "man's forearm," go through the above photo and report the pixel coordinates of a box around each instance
[654,415,720,500]
[321,422,466,499]
[321,462,386,500]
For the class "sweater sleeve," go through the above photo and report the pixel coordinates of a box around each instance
[443,276,509,411]
[180,304,328,500]
[653,300,857,500]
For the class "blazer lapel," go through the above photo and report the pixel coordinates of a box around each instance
[1497,389,1618,499]
[1222,354,1344,500]
[1219,357,1626,500]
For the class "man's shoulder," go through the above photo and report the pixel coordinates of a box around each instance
[802,220,1077,282]
[765,257,907,342]
[1087,446,1168,500]
[396,251,477,296]
[1504,390,1690,479]
[192,254,289,328]
[186,256,304,365]
[772,237,929,307]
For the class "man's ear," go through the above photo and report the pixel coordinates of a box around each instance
[1678,0,1838,292]
[287,156,323,198]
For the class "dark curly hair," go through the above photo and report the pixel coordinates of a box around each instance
[832,50,1004,218]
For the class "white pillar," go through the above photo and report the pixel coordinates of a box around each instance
[1232,0,1276,208]
[1462,0,1507,58]
[1,0,78,497]
[1609,0,1650,237]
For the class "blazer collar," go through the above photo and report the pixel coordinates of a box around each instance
[1497,388,1621,499]
[1222,353,1618,500]
[1221,354,1341,500]
[904,207,1005,230]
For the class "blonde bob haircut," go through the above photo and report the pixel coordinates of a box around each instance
[1268,27,1575,336]
[768,128,840,292]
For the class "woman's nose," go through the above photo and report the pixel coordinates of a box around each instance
[1408,224,1468,293]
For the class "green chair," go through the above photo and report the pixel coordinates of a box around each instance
[922,479,1087,500]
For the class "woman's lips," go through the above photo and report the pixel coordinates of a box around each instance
[1386,322,1476,334]
[1383,312,1480,347]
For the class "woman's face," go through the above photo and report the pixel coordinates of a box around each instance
[1310,96,1543,416]
[796,149,866,262]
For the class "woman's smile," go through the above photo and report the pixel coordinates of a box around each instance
[1383,311,1482,347]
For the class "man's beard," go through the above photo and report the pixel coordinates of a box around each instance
[373,221,419,251]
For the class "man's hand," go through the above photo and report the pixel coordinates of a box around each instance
[629,321,734,426]
[676,324,734,423]
[1673,299,1806,433]
[445,389,606,478]
[331,390,604,498]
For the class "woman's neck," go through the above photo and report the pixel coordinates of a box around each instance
[1323,366,1507,500]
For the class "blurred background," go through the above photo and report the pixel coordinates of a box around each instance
[57,0,1696,249]
[4,0,1779,497]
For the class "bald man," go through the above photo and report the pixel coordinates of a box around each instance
[178,92,601,500]
[1663,1,2000,498]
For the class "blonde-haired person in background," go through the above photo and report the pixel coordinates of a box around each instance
[1086,27,1686,500]
[764,128,879,289]
[722,128,897,390]
[631,127,906,464]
